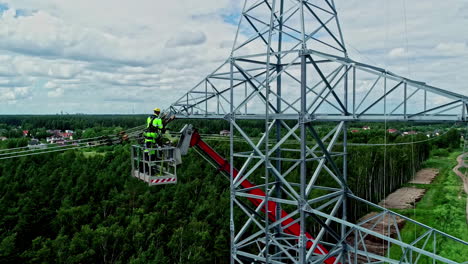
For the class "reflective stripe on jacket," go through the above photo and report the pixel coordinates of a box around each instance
[146,115,163,131]
[145,115,163,140]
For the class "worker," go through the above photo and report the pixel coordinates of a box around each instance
[142,107,164,174]
[145,107,164,147]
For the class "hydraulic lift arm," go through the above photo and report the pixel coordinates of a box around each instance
[177,125,338,263]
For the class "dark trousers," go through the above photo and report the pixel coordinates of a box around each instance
[139,140,156,174]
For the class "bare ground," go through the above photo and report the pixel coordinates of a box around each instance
[379,187,426,209]
[350,167,437,261]
[453,153,468,224]
[349,155,467,261]
[347,212,405,262]
[409,168,439,184]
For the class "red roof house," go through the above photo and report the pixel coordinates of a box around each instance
[60,132,73,139]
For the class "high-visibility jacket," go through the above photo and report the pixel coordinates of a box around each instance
[144,114,163,142]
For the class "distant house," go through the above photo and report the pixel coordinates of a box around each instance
[47,129,61,136]
[387,128,398,134]
[351,129,360,133]
[220,130,230,136]
[28,139,47,150]
[47,136,64,144]
[403,131,417,136]
[362,126,371,130]
[22,130,29,137]
[60,132,74,140]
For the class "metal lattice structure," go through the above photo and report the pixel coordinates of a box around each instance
[168,0,468,263]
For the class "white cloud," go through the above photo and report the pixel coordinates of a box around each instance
[0,8,161,66]
[0,86,31,102]
[0,0,465,114]
[166,31,207,47]
[44,81,57,89]
[337,0,467,97]
[47,87,63,98]
[435,42,468,56]
[0,1,240,113]
[388,47,407,58]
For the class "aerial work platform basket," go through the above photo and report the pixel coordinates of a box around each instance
[131,145,181,186]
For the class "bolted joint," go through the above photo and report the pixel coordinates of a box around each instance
[341,241,348,252]
[224,113,235,122]
[231,244,237,256]
[298,49,312,56]
[298,233,307,248]
[343,186,350,195]
[299,113,313,124]
[297,198,308,211]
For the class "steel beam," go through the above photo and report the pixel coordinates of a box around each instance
[168,0,468,263]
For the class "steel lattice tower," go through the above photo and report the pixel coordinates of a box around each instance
[169,0,468,263]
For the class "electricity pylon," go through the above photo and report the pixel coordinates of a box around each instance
[169,0,468,263]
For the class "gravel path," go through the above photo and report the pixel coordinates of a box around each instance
[453,153,468,224]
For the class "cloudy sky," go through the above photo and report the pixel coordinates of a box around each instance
[0,0,466,114]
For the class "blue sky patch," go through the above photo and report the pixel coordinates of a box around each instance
[222,13,240,25]
[0,3,33,17]
[15,9,31,17]
[0,3,9,13]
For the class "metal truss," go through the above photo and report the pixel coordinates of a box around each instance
[167,0,468,263]
[169,0,467,123]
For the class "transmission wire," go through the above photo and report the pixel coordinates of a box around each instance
[383,0,389,255]
[0,140,110,160]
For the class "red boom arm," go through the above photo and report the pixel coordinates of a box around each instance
[189,130,337,263]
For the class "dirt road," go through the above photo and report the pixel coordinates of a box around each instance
[453,153,468,223]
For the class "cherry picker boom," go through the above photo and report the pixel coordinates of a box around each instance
[130,124,338,263]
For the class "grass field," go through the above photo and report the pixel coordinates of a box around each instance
[388,151,468,262]
[81,150,106,158]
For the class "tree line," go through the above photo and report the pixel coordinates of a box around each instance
[0,116,462,263]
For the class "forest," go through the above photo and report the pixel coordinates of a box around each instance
[0,115,463,263]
